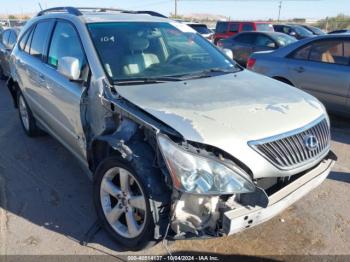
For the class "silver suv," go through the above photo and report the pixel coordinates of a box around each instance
[8,7,336,250]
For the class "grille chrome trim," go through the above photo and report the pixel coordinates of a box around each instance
[248,116,330,170]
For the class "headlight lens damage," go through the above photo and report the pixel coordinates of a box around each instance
[157,135,255,194]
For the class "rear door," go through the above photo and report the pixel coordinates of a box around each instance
[16,20,55,116]
[287,38,350,114]
[231,33,256,66]
[42,20,89,160]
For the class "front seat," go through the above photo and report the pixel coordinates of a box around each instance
[123,37,159,75]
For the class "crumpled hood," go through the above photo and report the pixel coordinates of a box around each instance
[115,70,326,176]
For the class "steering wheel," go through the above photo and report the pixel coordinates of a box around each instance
[166,53,190,64]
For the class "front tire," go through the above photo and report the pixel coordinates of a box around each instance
[93,143,171,250]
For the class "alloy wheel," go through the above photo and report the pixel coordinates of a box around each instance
[100,167,147,239]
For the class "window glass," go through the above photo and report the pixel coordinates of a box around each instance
[25,28,34,54]
[292,44,312,60]
[7,31,17,49]
[255,34,275,47]
[2,30,10,46]
[256,23,274,32]
[242,23,254,32]
[188,24,211,34]
[309,40,346,65]
[271,33,296,47]
[235,33,256,44]
[282,26,291,34]
[344,40,350,64]
[215,22,228,33]
[88,22,238,82]
[228,23,239,33]
[48,22,86,72]
[30,21,53,59]
[19,28,31,50]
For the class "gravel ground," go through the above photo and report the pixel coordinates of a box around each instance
[0,80,349,260]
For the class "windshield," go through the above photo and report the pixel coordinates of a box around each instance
[271,33,297,46]
[256,23,274,32]
[188,24,212,34]
[293,25,313,37]
[88,22,237,83]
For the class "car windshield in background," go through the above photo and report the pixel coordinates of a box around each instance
[271,33,297,46]
[88,22,237,83]
[294,25,313,37]
[308,26,325,35]
[188,24,212,34]
[256,23,274,32]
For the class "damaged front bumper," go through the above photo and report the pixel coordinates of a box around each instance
[223,152,336,235]
[170,152,336,239]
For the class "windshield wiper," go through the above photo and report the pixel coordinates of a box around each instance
[180,66,241,80]
[114,76,183,85]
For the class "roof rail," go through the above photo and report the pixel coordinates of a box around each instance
[37,6,168,18]
[37,7,82,16]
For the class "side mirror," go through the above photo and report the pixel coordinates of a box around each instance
[222,48,233,59]
[57,57,81,81]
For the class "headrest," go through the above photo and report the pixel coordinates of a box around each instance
[129,37,150,52]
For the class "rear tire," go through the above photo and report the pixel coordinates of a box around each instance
[17,92,41,137]
[93,142,171,250]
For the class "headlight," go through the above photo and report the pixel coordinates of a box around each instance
[157,134,255,195]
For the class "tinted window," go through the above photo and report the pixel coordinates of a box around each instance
[48,22,86,72]
[255,34,275,47]
[7,31,17,49]
[30,21,53,59]
[309,40,348,65]
[293,25,313,37]
[344,41,350,60]
[228,23,239,33]
[2,30,10,46]
[235,33,256,44]
[242,23,254,32]
[216,22,228,33]
[189,24,211,34]
[291,44,312,60]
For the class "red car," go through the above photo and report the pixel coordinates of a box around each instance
[213,21,274,45]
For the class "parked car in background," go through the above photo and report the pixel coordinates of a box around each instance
[214,21,274,45]
[8,6,336,251]
[273,24,314,40]
[328,29,350,34]
[248,35,350,116]
[217,31,296,66]
[185,22,214,41]
[0,27,19,79]
[299,24,325,35]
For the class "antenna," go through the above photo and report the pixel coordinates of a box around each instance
[38,2,43,11]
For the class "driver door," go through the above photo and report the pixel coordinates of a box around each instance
[41,20,89,161]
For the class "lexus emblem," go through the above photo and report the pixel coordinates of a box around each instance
[304,135,319,151]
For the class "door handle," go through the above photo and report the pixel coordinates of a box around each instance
[294,66,305,73]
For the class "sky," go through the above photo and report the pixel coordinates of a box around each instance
[1,0,350,20]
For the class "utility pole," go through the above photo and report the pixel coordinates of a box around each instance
[174,0,178,18]
[277,1,282,22]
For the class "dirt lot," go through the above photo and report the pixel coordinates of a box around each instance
[0,79,349,260]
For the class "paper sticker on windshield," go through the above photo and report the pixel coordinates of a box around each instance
[170,22,196,33]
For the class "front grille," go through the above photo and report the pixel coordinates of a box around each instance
[249,117,330,170]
